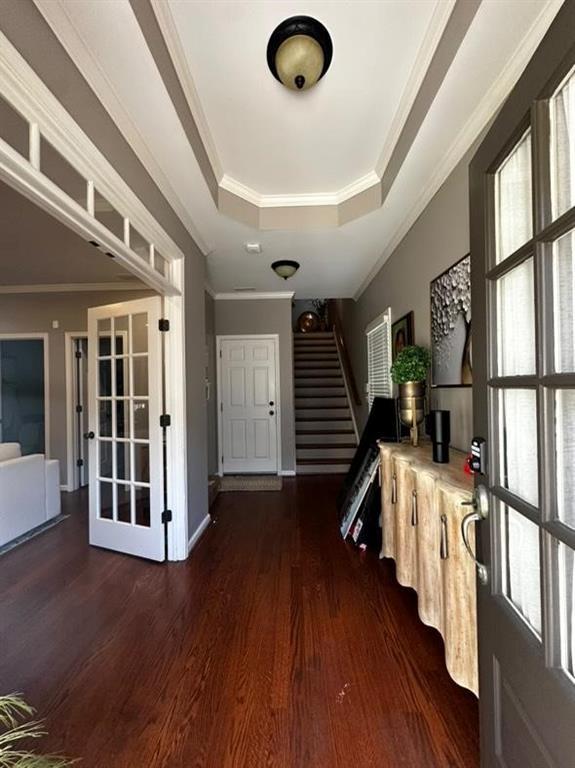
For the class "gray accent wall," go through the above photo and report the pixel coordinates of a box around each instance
[0,290,153,486]
[214,298,296,473]
[184,259,209,536]
[204,291,218,476]
[342,149,475,452]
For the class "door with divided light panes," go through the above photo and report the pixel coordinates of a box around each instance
[87,297,165,561]
[469,4,575,764]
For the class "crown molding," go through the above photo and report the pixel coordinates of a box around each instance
[34,0,211,256]
[220,171,380,209]
[353,0,564,300]
[0,282,148,294]
[150,0,223,182]
[214,292,294,301]
[375,0,456,177]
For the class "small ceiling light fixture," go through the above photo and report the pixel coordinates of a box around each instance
[267,16,333,92]
[245,242,262,254]
[272,260,300,280]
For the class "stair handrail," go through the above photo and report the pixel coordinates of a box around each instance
[328,300,361,443]
[328,300,361,407]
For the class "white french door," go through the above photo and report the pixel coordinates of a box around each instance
[88,297,165,561]
[219,336,279,474]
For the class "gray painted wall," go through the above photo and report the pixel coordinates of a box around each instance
[184,259,209,536]
[204,291,218,476]
[342,149,475,452]
[0,290,153,485]
[214,298,296,473]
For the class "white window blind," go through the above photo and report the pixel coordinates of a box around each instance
[366,310,392,409]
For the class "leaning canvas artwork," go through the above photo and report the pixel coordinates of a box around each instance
[430,254,472,387]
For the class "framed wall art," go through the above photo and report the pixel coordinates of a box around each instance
[430,254,472,387]
[391,311,414,361]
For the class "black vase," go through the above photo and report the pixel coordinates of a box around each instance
[429,410,451,463]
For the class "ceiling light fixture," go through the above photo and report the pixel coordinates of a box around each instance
[271,260,300,280]
[245,242,262,254]
[267,16,333,92]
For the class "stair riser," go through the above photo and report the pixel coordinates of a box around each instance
[296,433,356,445]
[294,361,340,369]
[295,420,354,431]
[296,397,348,408]
[294,332,334,339]
[296,408,351,419]
[294,345,336,353]
[297,447,356,460]
[295,387,346,397]
[294,377,344,386]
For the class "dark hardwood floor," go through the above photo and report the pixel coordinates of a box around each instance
[0,477,479,767]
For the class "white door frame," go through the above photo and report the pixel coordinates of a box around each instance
[216,334,282,477]
[0,333,50,457]
[64,331,88,493]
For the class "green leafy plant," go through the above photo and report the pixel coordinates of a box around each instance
[0,694,75,767]
[390,345,431,384]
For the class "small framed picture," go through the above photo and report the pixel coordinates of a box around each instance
[391,311,414,361]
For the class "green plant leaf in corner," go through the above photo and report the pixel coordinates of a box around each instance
[0,694,76,768]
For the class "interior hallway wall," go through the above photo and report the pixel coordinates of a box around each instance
[0,289,153,486]
[214,297,296,474]
[341,148,476,452]
[204,291,218,476]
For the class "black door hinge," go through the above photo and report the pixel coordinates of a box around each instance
[161,509,172,524]
[160,414,171,428]
[75,350,82,359]
[76,404,83,413]
[76,458,84,467]
[159,319,170,332]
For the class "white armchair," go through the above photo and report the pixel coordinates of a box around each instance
[0,443,61,547]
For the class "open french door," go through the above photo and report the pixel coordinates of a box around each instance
[470,2,575,764]
[87,297,165,561]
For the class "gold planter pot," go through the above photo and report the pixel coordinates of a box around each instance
[398,381,426,446]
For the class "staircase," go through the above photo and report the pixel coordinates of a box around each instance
[294,331,358,474]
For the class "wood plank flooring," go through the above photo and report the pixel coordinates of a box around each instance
[0,477,479,767]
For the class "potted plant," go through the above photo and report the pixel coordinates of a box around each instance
[0,693,75,766]
[390,345,431,446]
[312,299,328,331]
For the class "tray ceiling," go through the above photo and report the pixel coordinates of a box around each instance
[35,0,562,297]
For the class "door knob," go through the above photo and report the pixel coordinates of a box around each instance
[461,484,489,585]
[269,400,274,406]
[269,410,275,416]
[84,431,95,439]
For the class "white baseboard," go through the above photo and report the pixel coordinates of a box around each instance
[279,470,296,477]
[60,483,73,493]
[187,513,211,554]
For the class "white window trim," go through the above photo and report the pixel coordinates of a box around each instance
[365,308,392,409]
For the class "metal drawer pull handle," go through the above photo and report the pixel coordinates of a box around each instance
[411,489,418,526]
[391,474,397,504]
[461,485,489,585]
[440,514,448,559]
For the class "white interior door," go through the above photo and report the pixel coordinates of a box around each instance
[219,336,278,474]
[88,297,165,561]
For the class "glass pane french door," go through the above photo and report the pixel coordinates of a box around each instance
[87,297,165,561]
[471,33,575,765]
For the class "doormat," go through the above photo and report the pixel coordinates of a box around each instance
[220,475,283,492]
[0,514,70,558]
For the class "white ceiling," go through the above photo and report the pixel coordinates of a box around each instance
[168,0,437,196]
[35,0,562,298]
